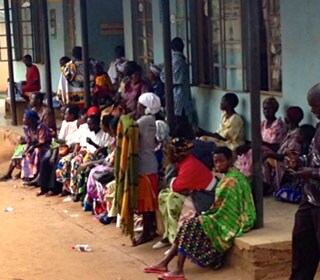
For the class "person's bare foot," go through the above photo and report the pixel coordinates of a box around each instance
[159,268,185,279]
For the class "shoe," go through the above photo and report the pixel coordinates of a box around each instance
[45,190,58,197]
[58,190,70,197]
[133,234,154,247]
[99,215,116,225]
[144,266,168,274]
[152,240,171,249]
[72,194,81,202]
[0,175,12,182]
[36,190,46,196]
[23,180,38,186]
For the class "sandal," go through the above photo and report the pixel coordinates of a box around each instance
[99,215,116,225]
[144,266,168,274]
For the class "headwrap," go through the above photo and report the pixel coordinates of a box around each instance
[149,64,162,77]
[287,106,304,124]
[164,137,194,163]
[156,120,170,142]
[138,92,161,115]
[24,109,39,127]
[87,106,100,117]
[100,104,114,120]
[116,61,127,73]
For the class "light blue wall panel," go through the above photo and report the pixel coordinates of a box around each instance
[48,1,65,92]
[123,0,134,60]
[87,0,124,67]
[281,0,320,125]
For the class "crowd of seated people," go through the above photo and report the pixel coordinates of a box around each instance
[2,40,320,280]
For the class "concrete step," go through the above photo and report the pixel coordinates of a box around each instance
[229,198,320,279]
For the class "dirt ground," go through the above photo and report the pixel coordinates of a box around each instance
[0,130,238,280]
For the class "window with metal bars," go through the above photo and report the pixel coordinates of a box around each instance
[0,1,14,62]
[170,0,192,81]
[0,0,43,63]
[196,0,281,93]
[132,0,154,72]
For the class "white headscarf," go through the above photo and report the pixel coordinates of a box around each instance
[116,61,127,73]
[156,120,170,142]
[138,92,161,115]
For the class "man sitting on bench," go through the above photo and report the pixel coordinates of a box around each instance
[22,54,41,100]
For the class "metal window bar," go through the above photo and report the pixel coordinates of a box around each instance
[0,6,15,62]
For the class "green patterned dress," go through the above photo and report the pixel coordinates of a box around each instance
[175,170,256,268]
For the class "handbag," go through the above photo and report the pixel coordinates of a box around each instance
[93,171,114,185]
[190,190,215,214]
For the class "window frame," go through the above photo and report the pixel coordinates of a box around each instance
[132,0,154,71]
[6,0,44,64]
[194,0,282,94]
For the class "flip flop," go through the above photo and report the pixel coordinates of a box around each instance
[143,266,168,274]
[158,272,187,280]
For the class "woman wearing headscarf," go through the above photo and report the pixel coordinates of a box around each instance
[21,110,52,181]
[132,92,162,246]
[153,137,216,249]
[263,106,304,192]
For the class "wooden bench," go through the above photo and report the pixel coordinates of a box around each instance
[5,98,29,125]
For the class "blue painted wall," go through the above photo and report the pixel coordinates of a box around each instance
[87,0,124,67]
[48,1,65,92]
[281,0,320,125]
[193,0,320,134]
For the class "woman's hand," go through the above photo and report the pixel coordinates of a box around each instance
[212,171,224,180]
[284,150,299,169]
[72,150,78,158]
[86,137,94,145]
[291,167,315,179]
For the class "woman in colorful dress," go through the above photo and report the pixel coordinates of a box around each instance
[261,97,286,148]
[144,147,256,280]
[35,105,80,196]
[263,106,304,192]
[81,115,118,212]
[121,62,148,114]
[237,97,286,179]
[92,61,114,106]
[154,137,216,249]
[21,110,52,181]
